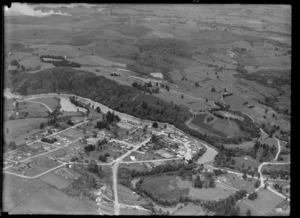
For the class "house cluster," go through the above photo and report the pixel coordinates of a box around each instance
[5,142,51,162]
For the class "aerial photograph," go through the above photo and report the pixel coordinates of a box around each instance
[3,3,290,215]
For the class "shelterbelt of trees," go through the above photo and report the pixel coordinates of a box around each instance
[10,67,259,149]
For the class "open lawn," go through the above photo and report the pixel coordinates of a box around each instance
[32,97,60,111]
[4,118,48,145]
[237,189,285,216]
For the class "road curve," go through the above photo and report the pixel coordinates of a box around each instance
[18,99,53,113]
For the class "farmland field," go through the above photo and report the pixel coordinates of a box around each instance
[4,3,291,216]
[220,173,258,193]
[173,204,205,215]
[31,97,60,111]
[4,118,48,145]
[117,184,148,206]
[237,189,286,216]
[38,172,70,189]
[141,175,189,201]
[9,186,98,214]
[190,113,243,137]
[17,101,49,117]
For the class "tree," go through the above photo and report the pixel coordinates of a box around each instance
[98,155,107,162]
[40,122,45,129]
[96,107,101,113]
[152,122,158,128]
[242,171,247,180]
[246,209,252,216]
[248,191,258,200]
[11,60,19,66]
[254,180,261,188]
[8,141,17,150]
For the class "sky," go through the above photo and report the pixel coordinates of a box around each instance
[4,3,71,16]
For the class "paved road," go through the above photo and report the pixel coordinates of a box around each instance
[5,163,66,179]
[244,113,290,201]
[274,138,281,161]
[122,157,183,164]
[111,137,151,215]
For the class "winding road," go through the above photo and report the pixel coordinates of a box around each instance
[18,99,53,113]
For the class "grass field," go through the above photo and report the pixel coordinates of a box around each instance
[58,128,84,141]
[262,163,290,173]
[173,204,205,215]
[231,156,260,172]
[120,208,151,215]
[191,113,243,137]
[18,101,49,118]
[3,174,47,212]
[32,97,60,111]
[221,173,257,193]
[141,175,189,201]
[9,186,98,214]
[38,172,70,189]
[188,182,234,201]
[4,118,48,145]
[117,184,148,206]
[119,163,148,172]
[237,189,285,216]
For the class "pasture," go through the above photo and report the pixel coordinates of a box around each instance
[9,186,98,214]
[117,184,148,206]
[190,113,243,137]
[220,173,258,193]
[4,118,48,145]
[173,204,205,215]
[141,175,189,201]
[237,189,285,216]
[38,172,70,189]
[231,156,260,172]
[17,101,49,118]
[32,97,60,111]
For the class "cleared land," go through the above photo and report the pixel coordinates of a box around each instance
[237,189,286,216]
[4,118,48,145]
[31,97,60,111]
[190,113,243,137]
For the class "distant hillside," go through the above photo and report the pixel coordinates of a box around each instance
[10,67,258,149]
